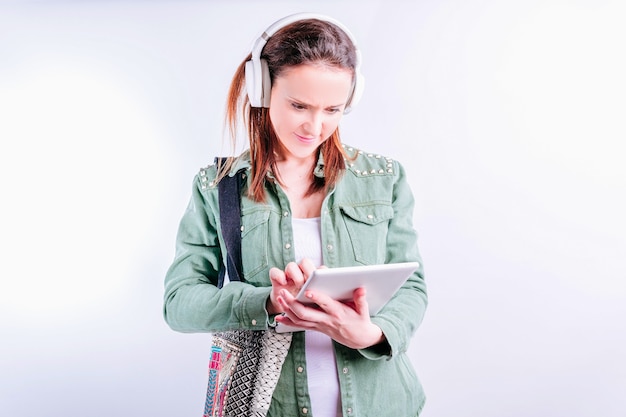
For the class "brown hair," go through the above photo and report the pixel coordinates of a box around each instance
[220,18,359,202]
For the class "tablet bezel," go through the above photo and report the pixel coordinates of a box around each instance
[275,261,420,333]
[295,261,420,316]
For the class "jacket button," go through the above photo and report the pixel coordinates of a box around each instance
[285,243,292,249]
[326,244,333,251]
[251,319,257,326]
[297,366,304,373]
[302,407,309,414]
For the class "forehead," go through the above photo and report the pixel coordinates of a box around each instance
[272,64,353,105]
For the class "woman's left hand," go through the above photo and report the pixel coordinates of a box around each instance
[275,286,386,349]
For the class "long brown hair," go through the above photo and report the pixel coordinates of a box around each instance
[220,18,359,202]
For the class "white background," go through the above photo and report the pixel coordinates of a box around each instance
[1,1,625,416]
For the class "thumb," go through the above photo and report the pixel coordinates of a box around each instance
[352,287,370,317]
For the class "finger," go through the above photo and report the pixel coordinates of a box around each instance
[278,290,326,327]
[284,262,306,286]
[275,311,315,331]
[269,267,287,286]
[277,290,306,319]
[300,289,338,313]
[299,258,317,280]
[279,288,296,303]
[280,289,321,315]
[352,287,370,316]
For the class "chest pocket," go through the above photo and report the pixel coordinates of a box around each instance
[340,203,394,265]
[240,209,270,281]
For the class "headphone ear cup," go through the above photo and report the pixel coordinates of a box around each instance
[245,59,261,107]
[260,59,271,107]
[245,58,271,108]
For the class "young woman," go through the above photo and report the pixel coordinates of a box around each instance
[164,13,428,417]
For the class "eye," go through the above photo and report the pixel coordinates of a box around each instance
[326,108,341,114]
[291,102,306,111]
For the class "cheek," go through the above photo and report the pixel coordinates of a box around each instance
[271,107,298,130]
[268,107,280,129]
[324,116,342,135]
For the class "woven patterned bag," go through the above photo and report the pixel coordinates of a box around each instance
[204,161,292,417]
[205,329,292,417]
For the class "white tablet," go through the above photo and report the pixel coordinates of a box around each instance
[275,261,420,333]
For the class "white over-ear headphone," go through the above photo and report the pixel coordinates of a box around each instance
[245,12,365,114]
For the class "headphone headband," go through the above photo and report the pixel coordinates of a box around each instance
[245,13,364,113]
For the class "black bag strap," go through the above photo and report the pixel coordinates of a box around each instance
[216,157,244,288]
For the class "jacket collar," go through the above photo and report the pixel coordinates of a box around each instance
[229,149,326,179]
[228,150,252,176]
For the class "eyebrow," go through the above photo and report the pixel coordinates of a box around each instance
[288,97,345,108]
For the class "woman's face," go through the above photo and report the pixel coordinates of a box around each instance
[269,64,353,161]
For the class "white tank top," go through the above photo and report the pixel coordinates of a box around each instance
[291,217,342,417]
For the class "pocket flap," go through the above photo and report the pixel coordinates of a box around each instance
[340,204,394,225]
[240,209,270,237]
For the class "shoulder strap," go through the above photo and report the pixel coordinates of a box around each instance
[216,157,244,288]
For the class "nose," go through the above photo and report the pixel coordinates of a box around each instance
[303,111,323,137]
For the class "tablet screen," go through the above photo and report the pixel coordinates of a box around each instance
[295,262,419,315]
[275,261,419,333]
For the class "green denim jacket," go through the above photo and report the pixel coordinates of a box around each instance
[164,145,428,416]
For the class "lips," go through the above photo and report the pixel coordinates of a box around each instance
[295,133,317,144]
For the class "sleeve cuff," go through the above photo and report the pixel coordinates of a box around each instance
[241,286,273,330]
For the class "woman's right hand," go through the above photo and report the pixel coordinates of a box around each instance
[267,258,316,315]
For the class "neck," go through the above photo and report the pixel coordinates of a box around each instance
[275,154,317,188]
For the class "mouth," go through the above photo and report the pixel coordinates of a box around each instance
[295,134,317,144]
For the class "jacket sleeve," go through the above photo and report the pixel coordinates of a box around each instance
[162,172,271,333]
[363,160,428,359]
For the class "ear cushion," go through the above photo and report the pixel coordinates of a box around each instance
[245,58,272,108]
[259,59,271,107]
[245,59,261,107]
